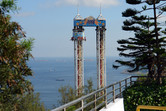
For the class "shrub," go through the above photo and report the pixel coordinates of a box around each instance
[123,80,166,111]
[0,92,48,111]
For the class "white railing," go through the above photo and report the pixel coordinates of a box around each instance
[52,76,164,111]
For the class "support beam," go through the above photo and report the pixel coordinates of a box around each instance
[77,40,83,94]
[73,26,78,91]
[100,28,104,88]
[96,26,106,89]
[72,26,85,95]
[96,26,101,89]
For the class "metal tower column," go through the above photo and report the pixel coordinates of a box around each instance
[96,26,101,89]
[96,26,106,89]
[103,27,107,87]
[72,26,85,95]
[73,26,78,91]
[77,26,84,94]
[100,27,106,88]
[100,27,104,88]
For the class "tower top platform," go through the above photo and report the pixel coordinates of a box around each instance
[74,14,84,20]
[74,15,106,27]
[97,13,105,20]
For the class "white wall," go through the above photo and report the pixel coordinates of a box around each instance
[100,98,124,111]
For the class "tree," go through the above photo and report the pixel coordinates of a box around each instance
[17,93,47,111]
[58,85,76,105]
[58,78,94,106]
[113,0,166,84]
[58,78,95,110]
[0,0,35,110]
[1,92,48,111]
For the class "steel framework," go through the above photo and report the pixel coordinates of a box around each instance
[72,26,85,94]
[72,12,106,94]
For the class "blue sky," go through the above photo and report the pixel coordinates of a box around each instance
[11,0,164,57]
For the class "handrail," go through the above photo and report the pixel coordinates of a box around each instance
[52,76,132,111]
[52,76,166,111]
[53,86,106,111]
[136,105,166,111]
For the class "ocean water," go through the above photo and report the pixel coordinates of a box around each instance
[28,57,134,109]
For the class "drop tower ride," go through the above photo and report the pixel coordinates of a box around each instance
[71,11,106,95]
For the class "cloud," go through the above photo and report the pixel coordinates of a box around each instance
[157,15,166,26]
[14,12,35,17]
[41,0,119,8]
[158,15,166,22]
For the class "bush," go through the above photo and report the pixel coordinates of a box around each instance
[0,92,48,111]
[57,78,95,110]
[17,93,48,111]
[123,80,166,111]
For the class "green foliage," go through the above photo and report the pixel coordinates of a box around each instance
[0,92,48,111]
[17,93,48,111]
[114,0,166,83]
[58,85,76,105]
[0,0,18,12]
[0,1,48,111]
[126,0,141,4]
[123,80,166,111]
[122,8,138,17]
[84,78,94,94]
[58,78,95,110]
[146,0,160,5]
[0,0,34,108]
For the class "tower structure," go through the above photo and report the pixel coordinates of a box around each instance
[71,13,86,95]
[96,13,106,89]
[71,10,106,94]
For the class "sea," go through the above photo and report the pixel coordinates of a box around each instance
[28,57,136,109]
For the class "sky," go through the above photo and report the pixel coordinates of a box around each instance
[11,0,166,57]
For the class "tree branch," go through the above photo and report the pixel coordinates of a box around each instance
[157,11,164,18]
[156,1,166,8]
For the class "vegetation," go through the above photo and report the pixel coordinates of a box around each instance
[1,93,47,111]
[115,0,166,110]
[113,0,166,84]
[58,78,94,104]
[0,0,48,110]
[58,85,77,105]
[123,79,166,111]
[18,93,46,111]
[58,78,96,110]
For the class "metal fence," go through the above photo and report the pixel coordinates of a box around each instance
[52,76,165,111]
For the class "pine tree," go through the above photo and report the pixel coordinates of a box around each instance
[113,0,166,84]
